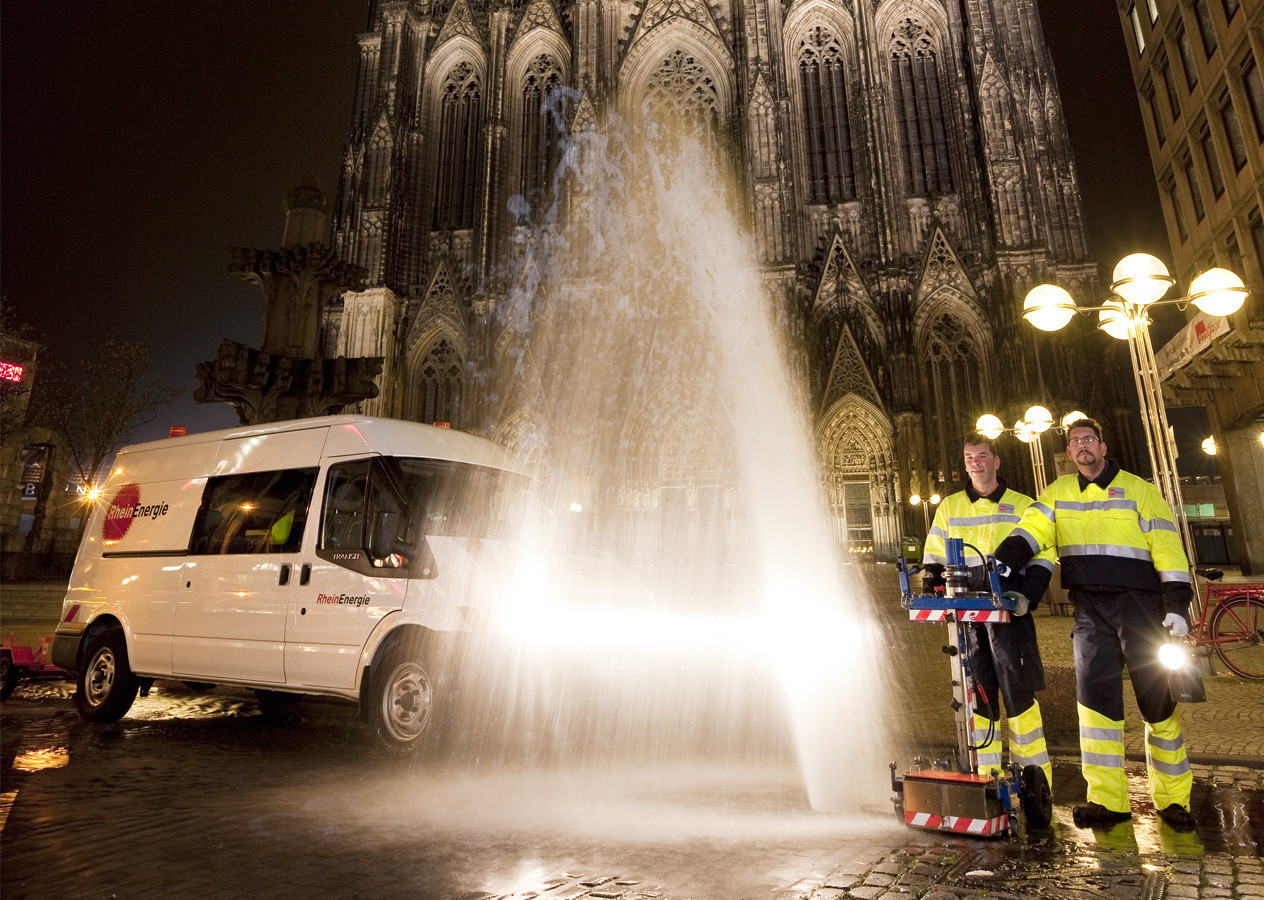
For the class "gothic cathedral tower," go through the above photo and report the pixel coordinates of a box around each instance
[325,0,1105,558]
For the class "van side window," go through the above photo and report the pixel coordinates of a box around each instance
[189,468,318,555]
[322,461,371,551]
[321,460,415,558]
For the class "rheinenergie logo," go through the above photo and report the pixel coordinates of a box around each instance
[102,483,170,542]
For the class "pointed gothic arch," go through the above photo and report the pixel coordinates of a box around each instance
[365,115,395,206]
[782,7,859,206]
[619,24,736,140]
[913,290,991,488]
[815,393,897,556]
[881,11,955,196]
[405,332,466,427]
[506,49,569,218]
[424,48,488,231]
[491,407,547,479]
[747,73,776,181]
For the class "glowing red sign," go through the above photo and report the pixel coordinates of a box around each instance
[0,361,24,383]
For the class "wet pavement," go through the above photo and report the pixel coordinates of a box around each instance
[2,567,1263,899]
[3,667,1262,898]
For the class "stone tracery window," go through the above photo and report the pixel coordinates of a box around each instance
[520,54,564,213]
[643,49,722,145]
[433,63,482,230]
[924,309,984,480]
[890,20,954,196]
[798,26,856,204]
[418,339,463,427]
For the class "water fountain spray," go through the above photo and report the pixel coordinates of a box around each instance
[494,101,892,812]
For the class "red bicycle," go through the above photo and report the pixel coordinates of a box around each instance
[1188,568,1264,679]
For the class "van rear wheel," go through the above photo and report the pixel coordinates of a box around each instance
[367,641,437,755]
[75,628,139,723]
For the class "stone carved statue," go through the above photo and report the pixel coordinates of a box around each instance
[195,339,383,425]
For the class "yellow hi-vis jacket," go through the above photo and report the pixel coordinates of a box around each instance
[995,460,1193,608]
[923,480,1054,603]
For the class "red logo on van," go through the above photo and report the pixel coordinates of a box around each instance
[103,483,141,542]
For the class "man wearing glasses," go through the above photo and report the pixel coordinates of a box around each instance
[995,417,1196,832]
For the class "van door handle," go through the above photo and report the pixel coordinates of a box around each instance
[300,563,311,586]
[279,564,291,586]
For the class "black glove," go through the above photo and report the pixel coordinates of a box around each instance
[921,563,945,594]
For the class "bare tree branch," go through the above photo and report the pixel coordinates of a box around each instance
[28,340,183,487]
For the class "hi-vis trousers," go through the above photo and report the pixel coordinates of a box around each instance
[968,618,1051,788]
[1070,588,1192,813]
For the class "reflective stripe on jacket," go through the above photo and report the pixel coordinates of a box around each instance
[923,487,1054,599]
[1007,468,1191,592]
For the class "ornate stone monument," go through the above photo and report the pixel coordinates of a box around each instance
[195,179,383,424]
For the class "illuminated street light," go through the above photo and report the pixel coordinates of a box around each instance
[976,414,1005,440]
[1201,436,1217,456]
[1023,284,1076,331]
[1187,268,1249,315]
[1024,405,1054,433]
[1021,256,1249,581]
[976,406,1086,494]
[1111,253,1176,306]
[908,492,940,533]
[1059,410,1088,431]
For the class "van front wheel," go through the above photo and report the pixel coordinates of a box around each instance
[367,643,436,755]
[75,628,139,723]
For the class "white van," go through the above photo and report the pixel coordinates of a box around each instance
[51,415,640,753]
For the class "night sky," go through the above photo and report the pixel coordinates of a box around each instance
[1,1,1165,444]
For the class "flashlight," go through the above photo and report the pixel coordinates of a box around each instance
[1158,641,1188,671]
[1159,640,1206,704]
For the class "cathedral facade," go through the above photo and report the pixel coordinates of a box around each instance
[319,0,1111,559]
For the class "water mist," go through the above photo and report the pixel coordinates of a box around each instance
[492,104,893,812]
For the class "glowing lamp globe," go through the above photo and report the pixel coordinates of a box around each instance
[1189,267,1248,316]
[909,493,922,506]
[1111,253,1174,306]
[976,414,1005,439]
[1024,405,1054,434]
[1023,284,1076,331]
[1014,419,1034,443]
[1098,300,1131,340]
[1060,410,1088,430]
[1201,436,1217,456]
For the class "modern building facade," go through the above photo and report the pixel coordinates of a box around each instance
[313,0,1109,561]
[1118,0,1264,572]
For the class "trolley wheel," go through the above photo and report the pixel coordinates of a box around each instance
[1210,595,1264,679]
[1020,765,1053,829]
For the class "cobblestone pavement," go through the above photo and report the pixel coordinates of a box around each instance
[1,675,1261,900]
[2,569,1261,899]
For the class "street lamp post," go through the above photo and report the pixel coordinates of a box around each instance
[976,407,1086,495]
[1021,254,1249,593]
[908,491,941,534]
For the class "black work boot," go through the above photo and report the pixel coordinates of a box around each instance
[1157,804,1196,832]
[1072,802,1132,827]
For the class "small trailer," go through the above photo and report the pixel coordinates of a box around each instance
[1,634,68,700]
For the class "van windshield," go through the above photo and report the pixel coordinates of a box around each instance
[321,457,540,559]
